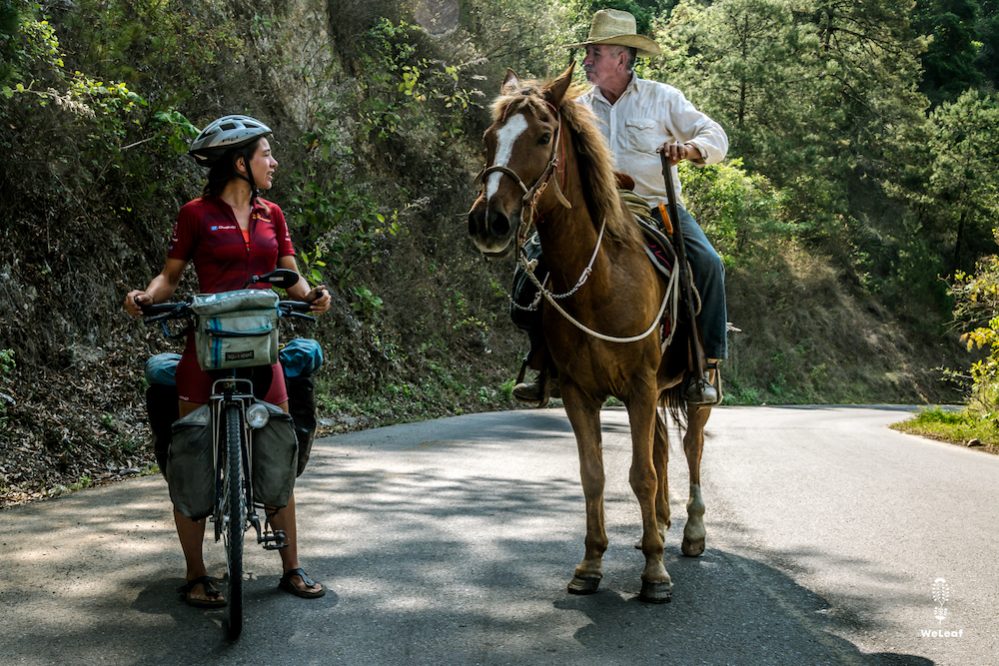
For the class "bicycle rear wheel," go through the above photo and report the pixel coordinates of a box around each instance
[222,404,246,641]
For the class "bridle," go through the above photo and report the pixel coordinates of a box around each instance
[479,103,572,250]
[479,99,676,346]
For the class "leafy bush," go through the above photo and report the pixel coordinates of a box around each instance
[952,237,999,419]
[679,159,788,261]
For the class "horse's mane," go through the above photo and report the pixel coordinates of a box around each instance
[491,80,640,245]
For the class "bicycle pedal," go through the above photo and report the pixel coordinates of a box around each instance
[258,529,288,550]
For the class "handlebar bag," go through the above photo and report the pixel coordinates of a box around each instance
[190,289,280,370]
[167,405,214,519]
[251,401,298,508]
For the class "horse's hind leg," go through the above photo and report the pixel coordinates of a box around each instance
[562,388,607,595]
[634,412,670,550]
[627,392,672,603]
[682,404,711,557]
[654,410,671,541]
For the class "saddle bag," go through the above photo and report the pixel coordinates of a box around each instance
[167,405,214,520]
[250,401,298,508]
[190,289,280,371]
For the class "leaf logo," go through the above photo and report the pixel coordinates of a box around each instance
[932,577,949,624]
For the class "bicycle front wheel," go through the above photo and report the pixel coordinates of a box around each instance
[222,403,246,641]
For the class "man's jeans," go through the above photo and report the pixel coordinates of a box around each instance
[652,204,728,360]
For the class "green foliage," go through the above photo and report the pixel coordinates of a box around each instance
[952,237,999,418]
[913,0,995,105]
[679,159,788,260]
[893,406,999,449]
[891,90,999,273]
[463,0,572,76]
[0,348,14,377]
[658,0,928,243]
[358,18,481,142]
[0,1,61,89]
[566,0,672,35]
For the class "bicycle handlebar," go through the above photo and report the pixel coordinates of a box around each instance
[140,298,317,326]
[140,300,193,324]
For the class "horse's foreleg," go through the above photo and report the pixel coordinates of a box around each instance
[682,403,710,557]
[562,389,607,595]
[627,393,672,603]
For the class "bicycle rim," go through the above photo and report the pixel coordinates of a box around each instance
[222,404,246,641]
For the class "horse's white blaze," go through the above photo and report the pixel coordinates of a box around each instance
[486,113,528,201]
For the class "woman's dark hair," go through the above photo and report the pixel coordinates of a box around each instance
[202,137,262,198]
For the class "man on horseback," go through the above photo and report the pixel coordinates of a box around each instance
[513,8,729,406]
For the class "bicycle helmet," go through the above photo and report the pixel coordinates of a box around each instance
[189,115,272,166]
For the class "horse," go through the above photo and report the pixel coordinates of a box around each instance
[467,63,711,603]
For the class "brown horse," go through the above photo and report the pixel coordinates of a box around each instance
[467,64,711,603]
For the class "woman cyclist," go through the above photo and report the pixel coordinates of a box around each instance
[124,115,329,606]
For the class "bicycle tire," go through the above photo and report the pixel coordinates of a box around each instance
[222,403,246,641]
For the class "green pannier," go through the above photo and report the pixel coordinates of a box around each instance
[168,405,214,520]
[166,401,298,517]
[250,401,298,508]
[190,289,279,371]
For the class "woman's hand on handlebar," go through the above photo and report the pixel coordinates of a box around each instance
[125,290,151,317]
[305,285,331,314]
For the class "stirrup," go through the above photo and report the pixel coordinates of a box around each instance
[685,361,723,406]
[512,367,551,408]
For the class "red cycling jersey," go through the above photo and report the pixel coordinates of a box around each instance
[168,195,296,405]
[167,196,295,293]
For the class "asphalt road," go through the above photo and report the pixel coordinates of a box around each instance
[1,406,996,665]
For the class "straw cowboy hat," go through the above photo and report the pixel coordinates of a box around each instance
[567,9,661,58]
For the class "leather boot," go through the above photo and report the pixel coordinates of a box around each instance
[512,372,560,406]
[684,364,721,405]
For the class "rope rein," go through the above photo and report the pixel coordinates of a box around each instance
[488,105,679,345]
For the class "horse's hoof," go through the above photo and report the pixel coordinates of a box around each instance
[567,575,601,595]
[639,579,672,604]
[681,537,705,557]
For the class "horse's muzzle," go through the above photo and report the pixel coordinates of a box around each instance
[468,199,518,257]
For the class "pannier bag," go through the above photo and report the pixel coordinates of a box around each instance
[144,339,324,479]
[251,401,299,508]
[166,402,299,517]
[167,405,214,520]
[190,289,280,370]
[286,374,316,477]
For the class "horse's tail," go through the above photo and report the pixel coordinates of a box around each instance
[660,384,688,432]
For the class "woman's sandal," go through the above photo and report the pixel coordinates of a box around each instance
[177,575,227,608]
[278,567,326,599]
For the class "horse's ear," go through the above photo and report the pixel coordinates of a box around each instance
[544,61,575,107]
[501,69,521,94]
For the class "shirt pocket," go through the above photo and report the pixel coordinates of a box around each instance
[624,118,666,154]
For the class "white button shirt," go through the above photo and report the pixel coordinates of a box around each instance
[580,76,728,207]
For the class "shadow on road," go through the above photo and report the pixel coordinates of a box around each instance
[0,410,935,665]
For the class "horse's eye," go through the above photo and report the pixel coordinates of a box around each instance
[539,132,552,145]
